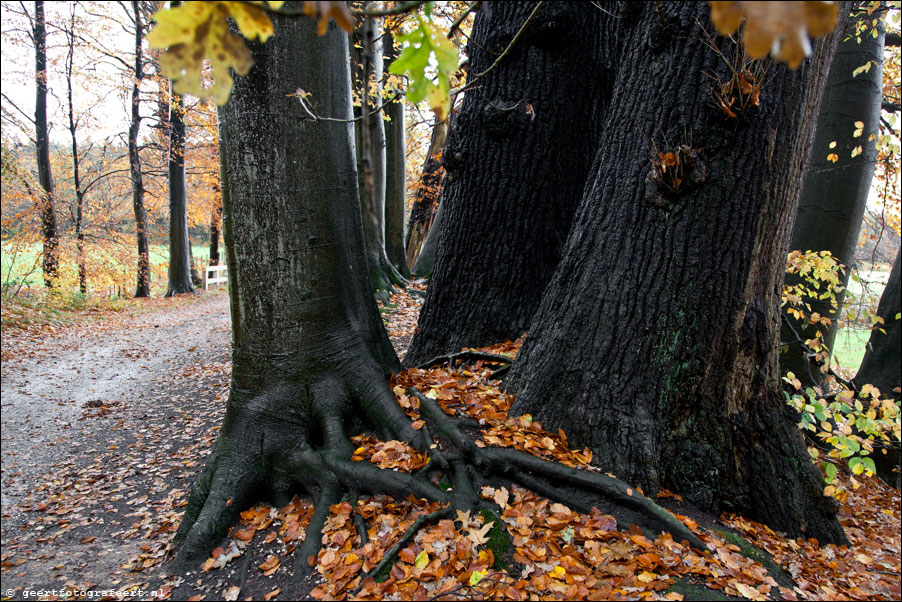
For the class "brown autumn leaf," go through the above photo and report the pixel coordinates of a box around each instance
[303,1,354,35]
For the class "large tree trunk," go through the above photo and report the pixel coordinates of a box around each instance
[34,0,58,289]
[165,86,196,297]
[174,6,708,574]
[853,253,901,487]
[507,2,847,544]
[782,12,885,384]
[351,16,405,299]
[404,1,616,366]
[383,31,410,279]
[129,0,150,298]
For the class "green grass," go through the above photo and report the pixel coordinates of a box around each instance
[831,328,871,374]
[2,242,211,290]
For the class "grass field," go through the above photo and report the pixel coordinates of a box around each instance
[2,242,211,292]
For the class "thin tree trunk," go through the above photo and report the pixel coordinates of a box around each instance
[351,15,405,299]
[383,31,410,279]
[404,1,616,366]
[508,2,848,543]
[410,198,443,278]
[210,202,222,266]
[65,6,86,295]
[404,115,450,267]
[782,11,885,384]
[166,84,196,297]
[129,0,150,298]
[34,0,58,289]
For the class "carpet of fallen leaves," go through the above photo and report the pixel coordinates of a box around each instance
[1,288,900,601]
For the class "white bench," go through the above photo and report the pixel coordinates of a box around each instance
[205,264,228,291]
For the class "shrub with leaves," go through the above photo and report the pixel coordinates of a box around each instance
[782,250,901,497]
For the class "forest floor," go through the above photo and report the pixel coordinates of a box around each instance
[0,289,899,601]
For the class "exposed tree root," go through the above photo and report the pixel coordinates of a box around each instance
[173,372,706,585]
[415,350,513,370]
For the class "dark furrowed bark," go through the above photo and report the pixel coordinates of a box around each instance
[508,2,847,544]
[782,13,885,385]
[403,1,618,366]
[166,88,196,297]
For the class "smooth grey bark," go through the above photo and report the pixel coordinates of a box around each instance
[34,0,58,289]
[383,31,410,279]
[782,12,885,384]
[351,17,404,298]
[854,253,901,487]
[404,1,616,366]
[129,0,150,298]
[508,2,847,544]
[166,88,196,296]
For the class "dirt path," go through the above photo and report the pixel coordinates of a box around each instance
[1,293,232,600]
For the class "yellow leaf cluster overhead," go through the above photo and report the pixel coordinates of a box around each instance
[147,1,284,105]
[708,1,839,69]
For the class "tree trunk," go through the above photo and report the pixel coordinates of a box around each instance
[507,2,847,544]
[853,253,901,487]
[410,198,443,278]
[351,16,404,299]
[64,6,86,295]
[174,5,708,574]
[782,12,885,384]
[383,31,410,279]
[404,117,448,268]
[34,0,58,289]
[404,1,616,367]
[209,202,222,266]
[166,86,196,297]
[129,0,150,298]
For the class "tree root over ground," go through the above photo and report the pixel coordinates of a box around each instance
[172,358,706,586]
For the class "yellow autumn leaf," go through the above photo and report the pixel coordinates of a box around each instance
[147,1,279,105]
[414,550,429,569]
[826,153,839,163]
[469,570,486,585]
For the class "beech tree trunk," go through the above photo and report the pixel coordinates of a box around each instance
[404,115,450,268]
[383,31,410,279]
[782,12,885,384]
[34,0,58,289]
[410,198,443,278]
[508,2,847,544]
[351,16,404,299]
[129,0,150,298]
[166,87,196,297]
[175,7,709,574]
[404,1,616,366]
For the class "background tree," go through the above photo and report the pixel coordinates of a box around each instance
[165,80,195,297]
[404,1,617,366]
[127,0,150,297]
[782,7,886,386]
[507,2,848,543]
[383,29,410,279]
[33,0,59,289]
[404,112,450,271]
